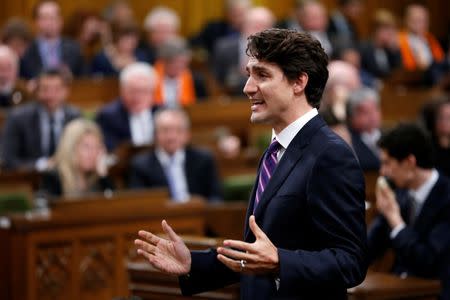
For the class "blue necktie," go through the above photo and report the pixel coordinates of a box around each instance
[254,139,281,213]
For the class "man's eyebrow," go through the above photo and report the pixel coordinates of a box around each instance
[249,65,270,73]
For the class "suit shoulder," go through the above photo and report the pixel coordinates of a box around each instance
[7,102,38,119]
[64,104,81,117]
[315,125,354,155]
[187,147,215,161]
[131,151,155,167]
[97,99,122,116]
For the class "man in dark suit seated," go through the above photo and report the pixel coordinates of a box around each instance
[0,45,30,109]
[1,69,80,171]
[95,62,158,152]
[212,6,275,96]
[359,9,402,79]
[367,123,450,299]
[346,87,382,171]
[328,0,363,46]
[190,0,250,56]
[19,0,84,79]
[135,29,367,299]
[128,108,222,202]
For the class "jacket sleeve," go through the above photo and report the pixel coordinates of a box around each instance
[179,248,239,296]
[2,113,36,170]
[277,142,368,291]
[391,204,450,277]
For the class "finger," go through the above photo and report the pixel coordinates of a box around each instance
[217,254,240,272]
[137,249,163,270]
[249,215,266,239]
[162,220,181,242]
[138,230,162,245]
[217,246,256,262]
[135,239,157,255]
[222,239,252,252]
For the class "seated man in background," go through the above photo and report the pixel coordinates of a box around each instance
[139,6,180,65]
[153,37,206,108]
[398,4,447,84]
[0,45,30,108]
[278,0,337,58]
[212,6,275,95]
[1,69,80,171]
[96,62,158,152]
[359,9,402,80]
[20,0,84,79]
[346,87,382,171]
[190,0,250,57]
[128,108,222,202]
[367,123,450,299]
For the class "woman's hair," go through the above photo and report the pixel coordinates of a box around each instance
[54,118,105,196]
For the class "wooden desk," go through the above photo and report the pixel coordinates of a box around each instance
[348,271,441,300]
[0,190,206,300]
[67,78,118,112]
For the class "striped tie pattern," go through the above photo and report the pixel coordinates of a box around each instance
[254,139,281,213]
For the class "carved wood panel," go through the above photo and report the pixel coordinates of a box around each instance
[35,242,72,300]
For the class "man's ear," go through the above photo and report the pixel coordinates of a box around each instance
[293,73,308,94]
[405,154,417,167]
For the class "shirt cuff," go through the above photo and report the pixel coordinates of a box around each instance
[390,223,406,239]
[35,157,49,172]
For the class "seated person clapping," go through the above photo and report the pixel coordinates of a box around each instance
[40,119,114,197]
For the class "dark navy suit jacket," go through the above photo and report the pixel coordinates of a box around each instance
[20,38,84,79]
[1,102,80,170]
[179,115,368,299]
[128,147,222,202]
[95,99,157,152]
[350,130,380,172]
[368,174,450,299]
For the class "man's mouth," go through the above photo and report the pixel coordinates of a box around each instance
[251,100,265,110]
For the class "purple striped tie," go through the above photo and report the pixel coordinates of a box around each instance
[254,139,281,213]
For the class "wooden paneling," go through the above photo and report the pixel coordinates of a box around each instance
[1,0,449,40]
[0,191,207,300]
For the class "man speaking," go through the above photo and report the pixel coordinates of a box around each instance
[135,28,368,299]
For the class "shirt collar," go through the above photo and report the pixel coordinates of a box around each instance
[39,104,64,121]
[409,169,439,206]
[271,108,318,150]
[156,148,185,166]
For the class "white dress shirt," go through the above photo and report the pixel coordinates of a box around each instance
[156,148,190,202]
[130,110,153,146]
[271,108,319,161]
[163,77,180,108]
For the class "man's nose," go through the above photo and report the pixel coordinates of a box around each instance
[243,76,256,96]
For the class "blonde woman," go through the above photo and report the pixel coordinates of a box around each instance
[40,118,114,197]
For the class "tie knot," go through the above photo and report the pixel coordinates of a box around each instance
[267,139,281,155]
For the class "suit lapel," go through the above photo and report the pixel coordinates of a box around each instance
[244,115,326,240]
[30,104,43,157]
[413,175,447,231]
[184,149,194,193]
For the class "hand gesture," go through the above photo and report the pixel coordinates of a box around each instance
[375,177,403,228]
[135,220,191,276]
[216,215,279,275]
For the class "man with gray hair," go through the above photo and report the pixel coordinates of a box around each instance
[0,45,30,108]
[139,6,180,64]
[213,6,275,95]
[347,87,382,171]
[96,62,158,151]
[128,108,222,202]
